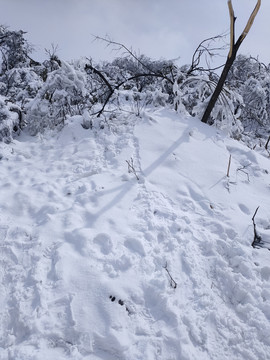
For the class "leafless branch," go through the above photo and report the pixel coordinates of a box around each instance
[188,33,228,75]
[163,262,177,289]
[126,158,139,180]
[93,35,154,74]
[93,35,174,83]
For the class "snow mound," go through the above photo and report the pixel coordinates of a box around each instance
[0,109,270,359]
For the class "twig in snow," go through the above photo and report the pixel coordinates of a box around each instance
[225,154,232,192]
[237,163,250,182]
[126,157,139,180]
[251,206,262,248]
[163,262,177,289]
[227,154,232,177]
[265,135,270,156]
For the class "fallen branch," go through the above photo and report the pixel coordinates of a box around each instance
[126,158,139,180]
[163,262,177,289]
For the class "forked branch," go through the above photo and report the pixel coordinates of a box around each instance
[201,0,261,124]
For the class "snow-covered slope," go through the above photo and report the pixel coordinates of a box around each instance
[0,109,270,360]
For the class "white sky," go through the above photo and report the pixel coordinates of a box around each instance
[0,0,269,67]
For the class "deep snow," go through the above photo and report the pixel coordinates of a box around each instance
[0,108,270,360]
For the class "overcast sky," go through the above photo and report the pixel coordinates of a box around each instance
[1,0,269,67]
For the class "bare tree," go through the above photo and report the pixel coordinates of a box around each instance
[87,37,175,117]
[201,0,261,124]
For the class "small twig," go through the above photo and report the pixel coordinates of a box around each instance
[237,164,250,182]
[227,154,232,177]
[251,206,262,248]
[163,262,177,289]
[93,35,155,74]
[126,158,139,180]
[187,33,228,75]
[265,135,270,150]
[265,135,270,156]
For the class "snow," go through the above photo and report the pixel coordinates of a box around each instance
[0,108,270,359]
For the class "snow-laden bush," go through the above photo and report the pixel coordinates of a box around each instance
[227,55,270,138]
[83,56,173,119]
[173,71,244,138]
[111,55,175,93]
[0,67,42,104]
[26,61,91,135]
[1,24,269,146]
[262,76,270,123]
[227,54,267,87]
[0,96,21,142]
[240,77,268,131]
[118,88,169,116]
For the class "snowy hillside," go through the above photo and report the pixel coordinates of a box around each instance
[0,108,270,360]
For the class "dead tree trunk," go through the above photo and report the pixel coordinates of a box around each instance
[201,0,261,124]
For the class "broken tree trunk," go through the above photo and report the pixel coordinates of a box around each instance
[201,0,261,124]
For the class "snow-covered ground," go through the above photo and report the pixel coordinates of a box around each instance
[0,108,270,360]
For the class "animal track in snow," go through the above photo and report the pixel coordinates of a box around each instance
[109,295,131,315]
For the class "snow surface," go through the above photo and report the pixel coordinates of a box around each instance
[0,108,270,359]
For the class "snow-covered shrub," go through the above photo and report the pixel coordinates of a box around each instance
[227,55,266,87]
[111,55,175,94]
[0,96,21,142]
[0,67,42,105]
[0,25,43,106]
[262,76,270,124]
[126,87,169,117]
[131,90,153,116]
[210,90,244,139]
[227,55,270,138]
[173,71,244,138]
[176,75,214,116]
[83,56,173,118]
[26,61,91,135]
[151,89,169,107]
[240,77,268,131]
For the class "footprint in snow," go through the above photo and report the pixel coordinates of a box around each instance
[238,203,250,215]
[93,233,113,255]
[124,237,146,256]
